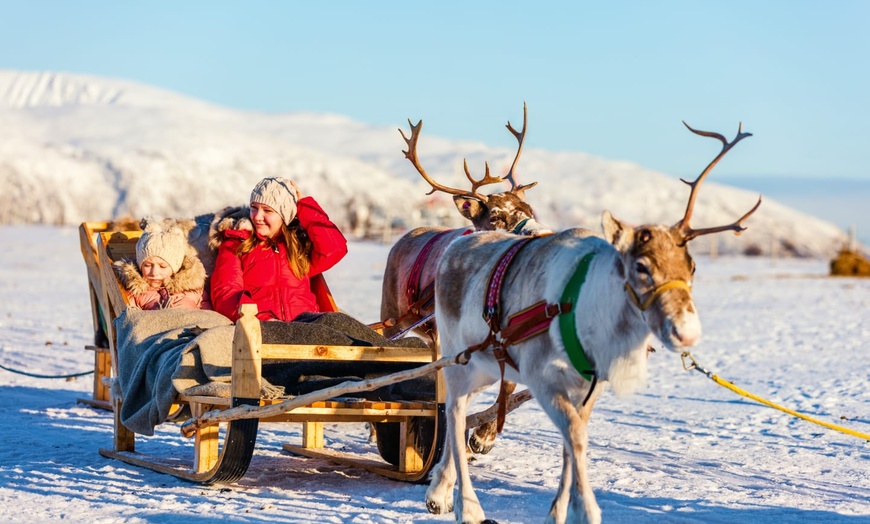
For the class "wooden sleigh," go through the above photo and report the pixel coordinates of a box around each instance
[78,221,445,484]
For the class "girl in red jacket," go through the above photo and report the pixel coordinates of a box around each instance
[210,177,348,322]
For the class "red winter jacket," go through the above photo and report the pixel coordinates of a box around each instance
[210,196,348,322]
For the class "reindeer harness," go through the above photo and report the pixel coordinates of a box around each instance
[624,280,692,311]
[375,229,470,336]
[457,237,597,433]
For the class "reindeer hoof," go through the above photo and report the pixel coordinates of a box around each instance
[468,435,494,455]
[426,499,451,515]
[481,520,499,524]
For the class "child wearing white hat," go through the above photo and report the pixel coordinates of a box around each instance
[114,221,209,310]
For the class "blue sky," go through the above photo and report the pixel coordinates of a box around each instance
[1,1,869,183]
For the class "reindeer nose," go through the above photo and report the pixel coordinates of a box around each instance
[671,323,700,347]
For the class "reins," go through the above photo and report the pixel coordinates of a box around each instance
[681,352,870,441]
[0,360,93,380]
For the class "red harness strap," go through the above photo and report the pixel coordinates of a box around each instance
[472,237,536,432]
[371,229,461,334]
[406,229,455,310]
[456,236,577,434]
[501,300,571,346]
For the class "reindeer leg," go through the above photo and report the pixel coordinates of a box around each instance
[534,383,601,524]
[468,381,516,455]
[425,424,456,515]
[450,388,487,524]
[566,385,602,524]
[546,445,572,524]
[425,370,465,516]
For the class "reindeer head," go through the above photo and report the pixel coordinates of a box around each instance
[602,122,762,351]
[400,103,541,233]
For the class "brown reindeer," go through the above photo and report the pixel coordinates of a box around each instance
[379,104,549,455]
[424,122,761,523]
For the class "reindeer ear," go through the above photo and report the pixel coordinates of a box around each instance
[453,196,485,221]
[602,210,633,252]
[512,181,538,202]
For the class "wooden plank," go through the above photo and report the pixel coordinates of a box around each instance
[260,411,434,424]
[281,445,428,482]
[232,304,262,400]
[260,343,434,363]
[112,400,136,453]
[192,403,220,473]
[100,449,199,479]
[95,349,111,402]
[80,223,113,407]
[77,398,111,411]
[178,395,232,406]
[301,422,324,448]
[399,420,423,473]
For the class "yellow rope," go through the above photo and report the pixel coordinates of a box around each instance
[681,352,870,441]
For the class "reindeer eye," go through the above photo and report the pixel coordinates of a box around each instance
[635,262,650,276]
[638,229,652,244]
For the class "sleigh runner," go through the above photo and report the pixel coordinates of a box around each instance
[79,221,447,483]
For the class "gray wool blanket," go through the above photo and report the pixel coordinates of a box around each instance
[113,308,432,436]
[114,308,235,435]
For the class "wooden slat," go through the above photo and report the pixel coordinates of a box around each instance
[232,304,262,399]
[399,420,423,473]
[302,422,324,448]
[176,396,435,420]
[281,445,426,482]
[192,403,220,473]
[261,343,434,363]
[78,398,111,410]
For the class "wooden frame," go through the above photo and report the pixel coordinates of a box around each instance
[80,222,445,484]
[77,221,117,410]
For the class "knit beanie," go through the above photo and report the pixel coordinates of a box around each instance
[250,177,298,225]
[136,223,187,274]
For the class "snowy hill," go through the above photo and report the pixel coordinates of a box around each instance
[0,70,851,256]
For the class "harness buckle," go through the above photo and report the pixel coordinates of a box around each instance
[484,305,499,323]
[545,303,568,318]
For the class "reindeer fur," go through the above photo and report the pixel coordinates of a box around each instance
[425,213,703,524]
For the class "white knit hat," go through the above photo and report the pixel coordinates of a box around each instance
[136,223,187,274]
[250,177,298,225]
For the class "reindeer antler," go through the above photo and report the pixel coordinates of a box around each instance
[461,159,503,201]
[503,102,538,195]
[400,119,502,202]
[676,121,762,241]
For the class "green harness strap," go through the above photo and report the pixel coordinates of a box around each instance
[558,253,596,381]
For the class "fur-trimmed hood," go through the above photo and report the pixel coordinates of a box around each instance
[131,207,251,278]
[114,245,207,295]
[207,205,252,253]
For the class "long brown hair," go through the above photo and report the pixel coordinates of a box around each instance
[237,219,313,278]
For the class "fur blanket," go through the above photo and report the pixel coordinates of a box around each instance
[113,308,432,436]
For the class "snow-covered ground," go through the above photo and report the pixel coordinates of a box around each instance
[0,225,867,523]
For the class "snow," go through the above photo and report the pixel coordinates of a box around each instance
[0,69,857,257]
[0,225,867,523]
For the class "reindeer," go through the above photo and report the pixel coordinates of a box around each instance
[424,122,762,524]
[379,104,548,455]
